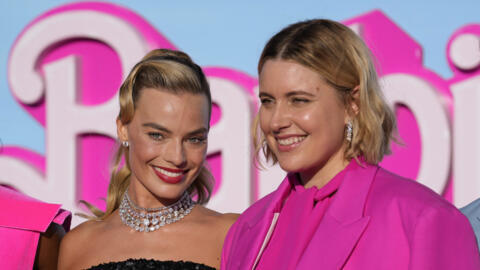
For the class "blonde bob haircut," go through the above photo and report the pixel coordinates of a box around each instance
[84,49,213,220]
[254,19,396,166]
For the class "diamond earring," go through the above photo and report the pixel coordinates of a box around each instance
[122,141,129,147]
[346,121,353,142]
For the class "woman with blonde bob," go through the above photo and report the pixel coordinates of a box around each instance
[221,19,480,269]
[58,49,237,269]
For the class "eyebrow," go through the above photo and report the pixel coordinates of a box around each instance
[286,90,315,97]
[142,122,208,136]
[258,92,273,98]
[143,122,171,133]
[259,90,315,98]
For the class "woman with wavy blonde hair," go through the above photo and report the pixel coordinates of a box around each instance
[58,49,237,270]
[222,19,480,269]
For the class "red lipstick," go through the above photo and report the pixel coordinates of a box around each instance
[152,165,186,184]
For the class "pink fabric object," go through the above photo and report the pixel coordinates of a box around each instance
[0,186,71,269]
[257,169,344,269]
[222,161,480,269]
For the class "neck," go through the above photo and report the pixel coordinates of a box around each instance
[299,149,349,189]
[127,177,182,209]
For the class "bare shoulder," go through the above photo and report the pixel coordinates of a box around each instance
[194,205,239,229]
[192,206,239,243]
[215,212,239,234]
[190,206,240,264]
[58,219,103,269]
[61,218,102,246]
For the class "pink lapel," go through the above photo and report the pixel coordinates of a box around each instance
[0,186,63,232]
[233,177,293,270]
[297,161,379,269]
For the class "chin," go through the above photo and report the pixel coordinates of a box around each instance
[151,185,187,199]
[277,155,324,175]
[277,160,304,174]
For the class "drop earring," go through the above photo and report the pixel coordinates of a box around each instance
[122,141,129,147]
[346,121,353,142]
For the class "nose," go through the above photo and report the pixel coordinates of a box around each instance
[269,102,291,132]
[164,139,187,168]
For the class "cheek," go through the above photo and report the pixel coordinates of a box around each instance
[306,109,345,141]
[299,110,315,123]
[294,109,319,133]
[301,103,344,128]
[259,109,271,134]
[130,137,158,165]
[186,146,207,167]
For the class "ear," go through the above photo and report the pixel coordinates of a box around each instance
[117,118,128,142]
[349,85,360,116]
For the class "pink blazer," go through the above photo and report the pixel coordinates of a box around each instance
[222,162,480,269]
[0,186,71,269]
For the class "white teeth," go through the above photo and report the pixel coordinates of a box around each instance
[277,136,306,146]
[154,167,183,177]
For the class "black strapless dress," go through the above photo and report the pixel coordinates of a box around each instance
[87,258,216,270]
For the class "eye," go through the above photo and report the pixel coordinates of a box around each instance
[187,136,207,144]
[260,97,274,105]
[291,97,310,104]
[148,132,164,141]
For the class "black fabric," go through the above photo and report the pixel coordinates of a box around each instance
[87,258,216,270]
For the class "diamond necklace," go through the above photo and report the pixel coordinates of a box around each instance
[119,191,195,232]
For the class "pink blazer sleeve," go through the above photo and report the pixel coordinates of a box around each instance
[409,204,480,269]
[0,187,72,269]
[221,219,239,269]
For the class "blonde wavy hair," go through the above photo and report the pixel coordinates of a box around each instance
[84,49,213,220]
[254,19,396,166]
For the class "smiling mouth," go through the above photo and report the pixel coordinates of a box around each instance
[275,135,307,152]
[155,167,183,177]
[277,136,307,146]
[152,166,186,184]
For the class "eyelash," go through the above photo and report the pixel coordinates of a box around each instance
[292,97,310,104]
[188,137,207,144]
[260,98,273,105]
[148,132,164,140]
